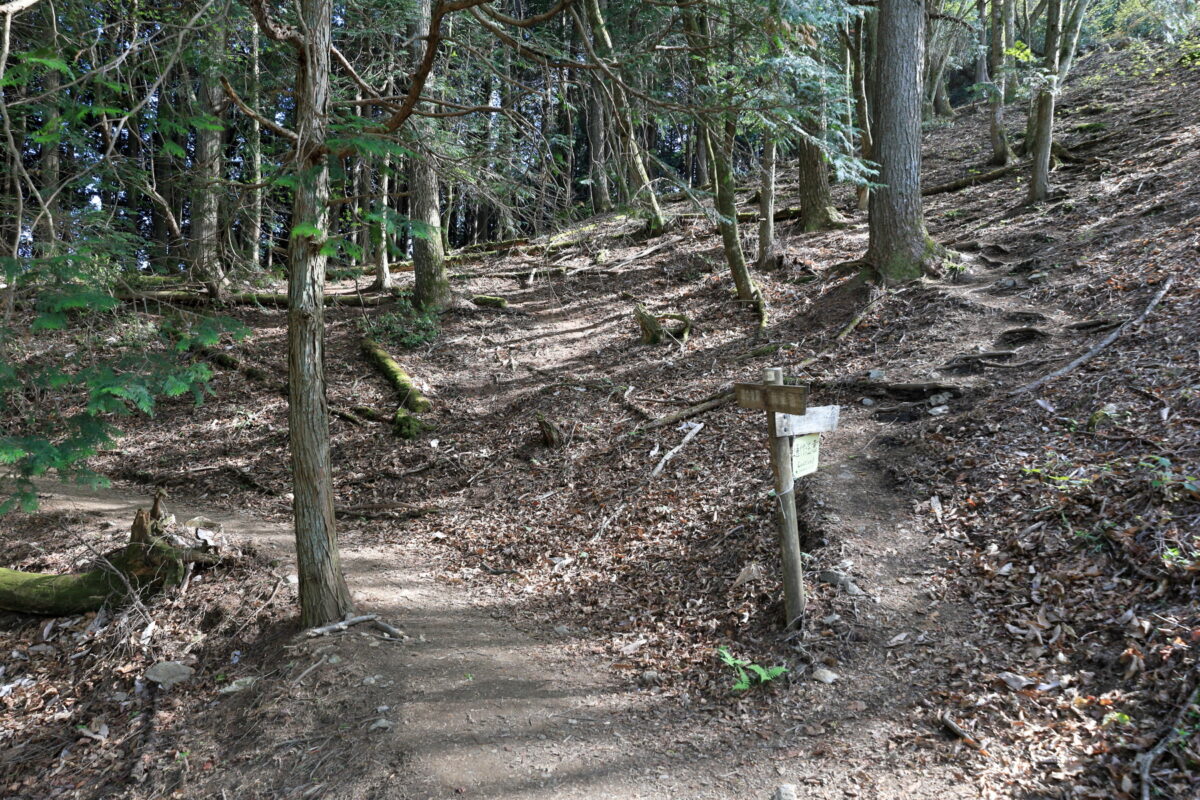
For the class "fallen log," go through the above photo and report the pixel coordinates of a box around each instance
[471,295,509,309]
[119,290,387,308]
[360,338,432,414]
[922,163,1020,196]
[0,508,221,616]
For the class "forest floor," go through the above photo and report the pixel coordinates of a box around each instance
[3,41,1200,800]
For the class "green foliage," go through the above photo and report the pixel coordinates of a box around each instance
[716,646,787,691]
[355,298,439,350]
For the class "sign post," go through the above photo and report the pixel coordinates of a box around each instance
[735,368,839,630]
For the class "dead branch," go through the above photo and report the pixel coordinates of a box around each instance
[1011,277,1174,395]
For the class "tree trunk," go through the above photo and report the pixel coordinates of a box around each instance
[1027,0,1062,203]
[757,137,778,271]
[988,0,1015,165]
[35,66,59,256]
[849,15,873,211]
[866,0,942,283]
[408,0,449,311]
[797,113,842,232]
[284,0,356,628]
[586,81,613,213]
[709,123,759,306]
[583,0,665,234]
[1057,0,1090,80]
[695,124,710,189]
[193,66,227,299]
[246,24,263,271]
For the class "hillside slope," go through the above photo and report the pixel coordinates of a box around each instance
[2,39,1198,800]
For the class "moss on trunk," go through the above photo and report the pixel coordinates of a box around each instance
[0,509,216,616]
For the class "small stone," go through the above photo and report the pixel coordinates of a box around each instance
[928,392,952,405]
[639,670,662,686]
[553,625,571,636]
[929,405,950,416]
[327,654,343,665]
[773,784,799,800]
[866,369,886,381]
[369,718,393,731]
[218,676,258,694]
[861,397,876,407]
[998,277,1017,289]
[811,667,839,684]
[144,661,194,689]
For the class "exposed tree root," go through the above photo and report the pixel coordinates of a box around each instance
[634,304,692,345]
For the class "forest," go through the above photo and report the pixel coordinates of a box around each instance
[0,0,1198,796]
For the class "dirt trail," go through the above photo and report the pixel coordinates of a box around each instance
[32,306,990,800]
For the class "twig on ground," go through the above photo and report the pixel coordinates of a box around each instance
[1138,672,1200,800]
[938,712,990,756]
[650,423,704,477]
[303,614,380,637]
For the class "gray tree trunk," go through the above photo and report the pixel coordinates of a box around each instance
[989,0,1015,165]
[283,0,355,627]
[584,0,664,234]
[866,0,941,283]
[1027,0,1062,203]
[758,138,778,271]
[1058,0,1090,80]
[409,0,449,311]
[586,82,612,213]
[246,24,263,271]
[192,68,227,298]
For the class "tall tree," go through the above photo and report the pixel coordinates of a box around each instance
[409,0,450,311]
[1027,0,1062,203]
[988,0,1015,165]
[864,0,943,283]
[250,0,355,627]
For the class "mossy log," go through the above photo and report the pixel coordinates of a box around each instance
[0,509,219,616]
[471,295,508,309]
[360,337,432,413]
[634,304,692,345]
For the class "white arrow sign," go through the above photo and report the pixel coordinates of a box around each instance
[775,405,840,438]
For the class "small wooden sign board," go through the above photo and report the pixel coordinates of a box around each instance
[775,404,840,438]
[791,433,821,477]
[734,382,808,416]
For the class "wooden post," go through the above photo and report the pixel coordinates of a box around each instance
[764,368,806,627]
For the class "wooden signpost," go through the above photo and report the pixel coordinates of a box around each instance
[736,368,840,629]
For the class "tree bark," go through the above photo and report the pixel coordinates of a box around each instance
[866,0,943,283]
[709,122,759,306]
[283,0,356,627]
[988,0,1016,165]
[586,81,613,213]
[244,25,263,272]
[1027,0,1062,203]
[1057,0,1090,80]
[757,137,778,270]
[848,15,873,211]
[192,61,228,299]
[409,0,449,311]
